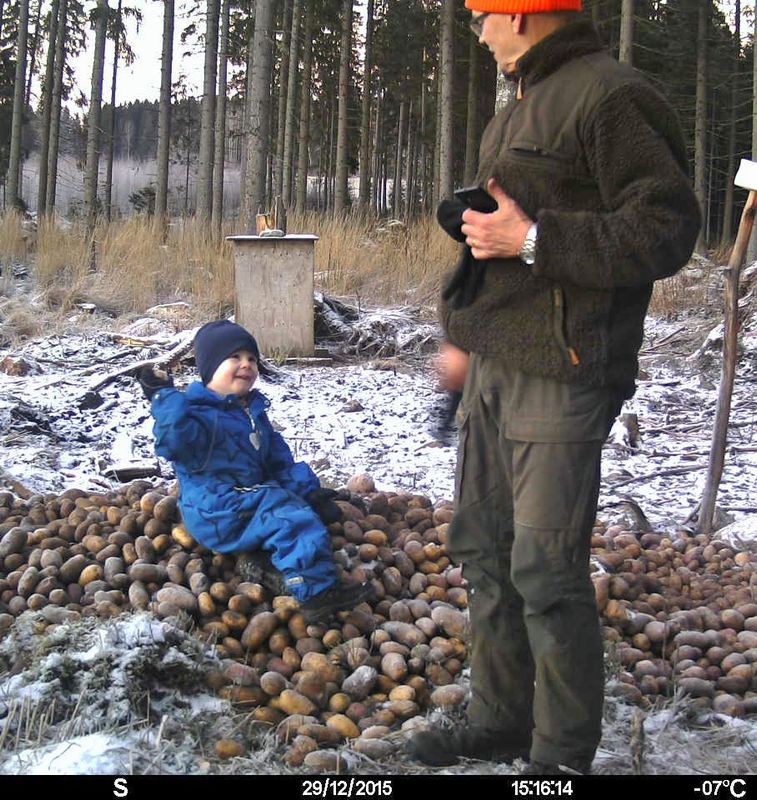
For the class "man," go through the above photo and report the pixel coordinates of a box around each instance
[410,0,700,776]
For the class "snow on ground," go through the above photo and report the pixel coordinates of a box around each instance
[0,307,754,532]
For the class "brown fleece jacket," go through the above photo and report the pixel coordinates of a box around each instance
[442,20,701,398]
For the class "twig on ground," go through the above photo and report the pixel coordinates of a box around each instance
[605,463,707,489]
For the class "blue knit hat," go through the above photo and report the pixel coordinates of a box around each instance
[194,320,263,385]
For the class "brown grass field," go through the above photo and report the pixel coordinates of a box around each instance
[0,210,711,343]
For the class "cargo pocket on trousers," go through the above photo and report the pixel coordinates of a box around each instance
[454,405,472,505]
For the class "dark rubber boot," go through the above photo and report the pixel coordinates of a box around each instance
[299,581,374,624]
[236,551,288,596]
[409,724,531,767]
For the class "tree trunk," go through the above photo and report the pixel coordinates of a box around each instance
[104,0,122,222]
[36,0,59,216]
[326,100,336,211]
[722,0,741,245]
[619,0,634,65]
[433,64,442,207]
[155,0,174,223]
[83,0,109,231]
[274,0,292,199]
[420,54,428,212]
[282,0,300,208]
[371,95,381,214]
[358,0,374,209]
[197,0,220,220]
[244,0,274,225]
[211,0,230,234]
[464,34,478,185]
[694,0,708,254]
[24,0,42,108]
[748,5,757,264]
[438,0,455,203]
[295,0,313,211]
[239,5,256,195]
[45,0,67,213]
[404,101,415,219]
[333,0,352,215]
[6,0,29,210]
[393,99,406,219]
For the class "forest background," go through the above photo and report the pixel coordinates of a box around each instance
[0,0,754,313]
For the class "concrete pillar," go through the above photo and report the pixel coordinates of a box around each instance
[227,234,318,357]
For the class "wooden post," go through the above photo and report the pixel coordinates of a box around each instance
[226,234,317,357]
[698,190,757,534]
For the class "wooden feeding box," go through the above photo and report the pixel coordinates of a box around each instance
[226,234,318,357]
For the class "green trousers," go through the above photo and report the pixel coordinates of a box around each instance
[448,354,622,769]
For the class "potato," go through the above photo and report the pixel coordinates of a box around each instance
[300,652,343,684]
[156,585,198,612]
[342,665,378,700]
[381,621,427,648]
[272,689,317,717]
[241,611,279,650]
[381,652,408,682]
[430,684,467,707]
[260,671,288,696]
[171,524,196,550]
[295,672,329,707]
[221,610,248,632]
[326,713,360,739]
[215,739,244,759]
[219,686,268,707]
[79,564,104,587]
[153,495,179,523]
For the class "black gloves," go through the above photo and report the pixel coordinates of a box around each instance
[436,198,467,242]
[305,487,342,525]
[138,364,174,400]
[437,199,487,310]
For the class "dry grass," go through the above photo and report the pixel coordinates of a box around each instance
[289,211,457,307]
[0,212,33,268]
[649,258,720,318]
[32,216,236,319]
[3,212,718,326]
[6,213,455,319]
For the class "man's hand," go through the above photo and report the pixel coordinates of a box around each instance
[461,179,534,261]
[138,364,174,400]
[305,487,342,525]
[434,342,470,393]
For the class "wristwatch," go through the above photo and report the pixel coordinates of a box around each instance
[518,222,538,265]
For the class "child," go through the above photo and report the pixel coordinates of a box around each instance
[138,319,373,623]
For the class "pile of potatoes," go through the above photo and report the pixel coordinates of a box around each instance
[592,522,757,717]
[0,475,756,763]
[0,476,470,762]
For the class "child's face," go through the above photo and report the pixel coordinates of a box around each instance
[206,349,259,397]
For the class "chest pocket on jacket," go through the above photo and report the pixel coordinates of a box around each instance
[506,139,592,183]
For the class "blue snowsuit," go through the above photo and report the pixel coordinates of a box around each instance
[149,381,336,601]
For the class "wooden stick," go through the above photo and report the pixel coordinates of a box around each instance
[699,189,757,534]
[85,329,197,394]
[606,463,706,490]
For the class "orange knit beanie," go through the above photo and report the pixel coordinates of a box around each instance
[465,0,582,12]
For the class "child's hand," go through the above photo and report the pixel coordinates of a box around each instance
[305,488,342,525]
[138,364,174,400]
